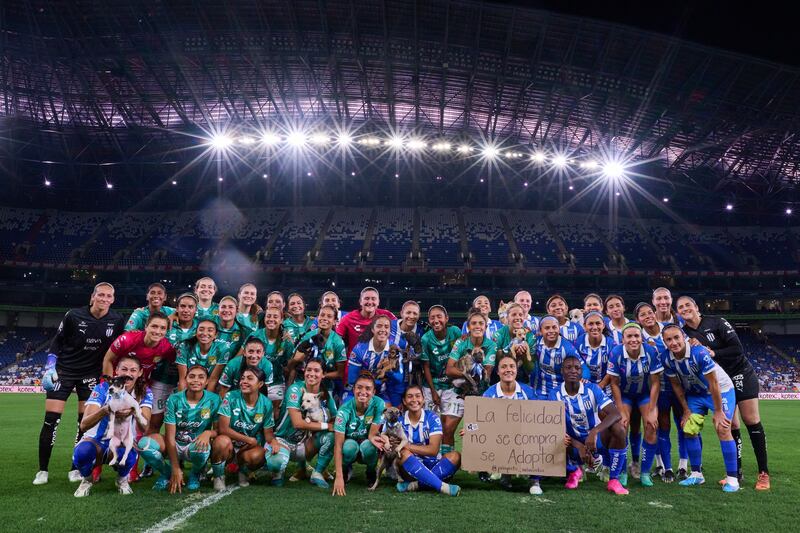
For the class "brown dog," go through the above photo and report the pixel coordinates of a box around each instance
[368,406,408,491]
[452,347,485,397]
[374,345,401,381]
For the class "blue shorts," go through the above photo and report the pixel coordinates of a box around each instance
[657,389,674,411]
[621,392,650,408]
[687,389,736,420]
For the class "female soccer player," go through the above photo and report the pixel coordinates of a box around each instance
[446,309,497,397]
[102,313,176,387]
[420,305,462,454]
[244,307,294,415]
[583,293,604,315]
[284,293,314,343]
[332,372,386,496]
[218,337,274,399]
[213,366,280,488]
[604,295,628,344]
[265,290,286,312]
[607,323,663,487]
[125,283,176,331]
[138,364,221,492]
[527,316,582,398]
[513,290,539,331]
[661,325,740,492]
[217,296,246,355]
[546,294,584,342]
[311,291,345,327]
[652,287,684,326]
[461,295,502,338]
[72,355,152,497]
[390,300,426,348]
[574,311,613,389]
[551,353,630,495]
[288,305,346,390]
[194,277,219,320]
[492,303,531,383]
[272,359,337,488]
[347,315,403,405]
[176,319,231,392]
[336,287,397,354]
[237,283,261,336]
[677,296,769,490]
[483,353,537,399]
[394,385,461,496]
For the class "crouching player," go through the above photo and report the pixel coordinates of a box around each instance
[394,385,461,496]
[72,355,152,497]
[551,353,629,495]
[272,359,338,488]
[138,365,221,493]
[212,367,282,488]
[660,325,740,492]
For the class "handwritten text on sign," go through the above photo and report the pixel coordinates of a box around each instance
[462,397,565,476]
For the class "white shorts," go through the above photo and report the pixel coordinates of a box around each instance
[268,384,285,402]
[422,387,441,413]
[276,437,307,462]
[150,381,176,415]
[440,389,464,418]
[175,442,193,461]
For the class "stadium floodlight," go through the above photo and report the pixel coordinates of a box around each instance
[568,185,574,190]
[239,136,255,145]
[482,145,500,159]
[360,136,381,146]
[580,160,598,170]
[407,138,426,151]
[172,180,177,185]
[663,197,669,203]
[615,191,621,196]
[551,155,568,168]
[531,152,546,163]
[432,141,451,152]
[386,136,405,149]
[261,132,281,146]
[726,204,734,211]
[286,131,307,147]
[786,208,793,215]
[336,133,353,147]
[602,161,625,180]
[210,133,234,150]
[106,183,114,189]
[44,179,51,186]
[218,177,223,182]
[523,181,529,187]
[457,144,473,154]
[310,133,330,145]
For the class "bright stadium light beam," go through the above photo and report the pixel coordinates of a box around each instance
[551,155,568,168]
[457,144,473,154]
[407,138,426,151]
[261,131,281,146]
[386,135,405,149]
[531,152,546,163]
[602,161,626,180]
[310,132,330,145]
[286,131,307,148]
[210,133,234,151]
[432,141,451,152]
[336,133,353,147]
[482,145,500,159]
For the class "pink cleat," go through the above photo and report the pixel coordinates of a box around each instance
[565,469,583,489]
[607,479,629,495]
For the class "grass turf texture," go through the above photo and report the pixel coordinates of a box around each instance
[1,394,795,532]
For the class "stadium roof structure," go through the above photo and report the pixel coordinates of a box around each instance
[1,0,799,214]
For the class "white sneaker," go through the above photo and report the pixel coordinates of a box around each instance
[33,471,49,485]
[68,469,83,483]
[213,476,226,492]
[238,472,250,487]
[74,478,92,497]
[629,461,641,480]
[529,480,543,495]
[116,476,133,495]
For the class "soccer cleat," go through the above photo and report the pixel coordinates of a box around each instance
[619,471,628,487]
[489,472,503,481]
[32,471,49,485]
[396,481,419,493]
[677,467,688,481]
[128,466,139,483]
[187,473,201,491]
[116,476,133,495]
[529,479,543,495]
[679,472,705,486]
[91,464,103,483]
[755,472,770,491]
[565,469,583,489]
[629,461,641,480]
[271,475,285,487]
[607,479,629,495]
[722,482,740,493]
[68,469,83,483]
[365,468,377,487]
[444,483,461,496]
[662,469,675,483]
[213,476,226,492]
[152,476,170,491]
[640,473,654,487]
[140,465,154,479]
[478,471,491,482]
[309,471,329,489]
[74,478,93,498]
[237,471,250,487]
[597,466,610,483]
[499,475,513,491]
[654,465,664,478]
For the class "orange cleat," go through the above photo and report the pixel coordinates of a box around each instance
[755,472,770,491]
[91,464,103,483]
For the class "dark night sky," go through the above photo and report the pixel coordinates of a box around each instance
[498,1,797,67]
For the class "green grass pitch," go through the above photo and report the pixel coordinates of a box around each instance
[0,394,796,532]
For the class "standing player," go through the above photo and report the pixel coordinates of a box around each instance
[513,290,539,331]
[336,287,396,354]
[661,325,740,492]
[347,315,402,405]
[527,316,582,398]
[287,305,346,391]
[194,277,219,320]
[217,296,246,355]
[546,294,584,342]
[461,295,502,339]
[583,293,604,315]
[391,300,426,348]
[125,283,175,331]
[34,282,125,485]
[103,313,177,387]
[574,311,613,389]
[678,296,770,490]
[446,310,497,399]
[652,287,684,327]
[236,283,261,337]
[606,323,663,487]
[283,293,314,343]
[311,291,345,328]
[175,319,231,392]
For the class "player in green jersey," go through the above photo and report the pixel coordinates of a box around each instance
[287,305,346,388]
[243,307,293,417]
[332,373,386,496]
[236,283,261,337]
[216,296,246,354]
[420,305,463,456]
[125,282,176,332]
[218,337,274,400]
[283,293,315,343]
[138,364,221,493]
[212,366,280,488]
[176,319,231,392]
[194,277,218,320]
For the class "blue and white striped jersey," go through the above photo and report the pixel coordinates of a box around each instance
[641,324,670,391]
[549,382,612,441]
[559,320,585,343]
[390,320,426,349]
[84,381,153,441]
[574,334,615,385]
[662,344,734,396]
[607,344,664,396]
[461,319,503,340]
[524,315,540,333]
[398,409,443,447]
[483,381,538,400]
[604,317,629,345]
[529,336,580,396]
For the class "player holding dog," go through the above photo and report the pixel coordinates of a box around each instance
[35,282,125,486]
[287,304,346,392]
[243,307,294,416]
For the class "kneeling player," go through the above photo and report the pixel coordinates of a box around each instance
[661,325,740,492]
[72,355,152,497]
[138,365,221,493]
[551,354,629,495]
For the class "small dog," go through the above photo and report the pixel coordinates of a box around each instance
[401,331,424,386]
[569,308,585,325]
[452,347,485,397]
[104,376,147,467]
[301,391,327,443]
[497,300,511,326]
[374,345,401,381]
[369,406,408,491]
[295,333,327,374]
[510,328,532,363]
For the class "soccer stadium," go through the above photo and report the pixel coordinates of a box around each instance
[0,0,797,531]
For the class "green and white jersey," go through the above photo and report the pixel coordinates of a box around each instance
[215,319,246,355]
[125,305,176,331]
[296,329,347,374]
[164,390,221,444]
[282,317,315,344]
[421,326,462,390]
[449,335,497,367]
[236,312,260,338]
[176,339,233,372]
[219,390,273,444]
[244,330,293,385]
[333,396,385,442]
[274,380,337,444]
[219,355,274,390]
[196,302,219,321]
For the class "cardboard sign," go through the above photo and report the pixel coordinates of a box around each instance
[461,397,566,476]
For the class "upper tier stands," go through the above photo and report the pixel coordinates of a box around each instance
[419,208,462,267]
[463,209,512,267]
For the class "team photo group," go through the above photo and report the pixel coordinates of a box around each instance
[32,278,771,500]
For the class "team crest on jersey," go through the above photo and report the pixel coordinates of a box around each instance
[209,356,217,365]
[583,398,593,410]
[201,408,211,419]
[706,333,716,342]
[364,415,374,424]
[232,332,240,341]
[254,413,263,423]
[106,328,114,337]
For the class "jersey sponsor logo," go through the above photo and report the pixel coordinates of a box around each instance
[354,325,363,332]
[289,391,299,402]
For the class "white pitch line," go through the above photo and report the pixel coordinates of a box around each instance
[143,486,240,533]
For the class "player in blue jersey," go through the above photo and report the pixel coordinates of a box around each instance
[550,353,630,495]
[661,324,740,492]
[583,293,604,315]
[527,316,583,398]
[603,294,628,345]
[393,385,462,496]
[574,311,614,390]
[546,294,584,343]
[514,290,539,331]
[607,322,663,487]
[390,300,426,347]
[652,287,684,327]
[72,355,152,497]
[311,291,345,328]
[461,295,502,338]
[347,315,404,405]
